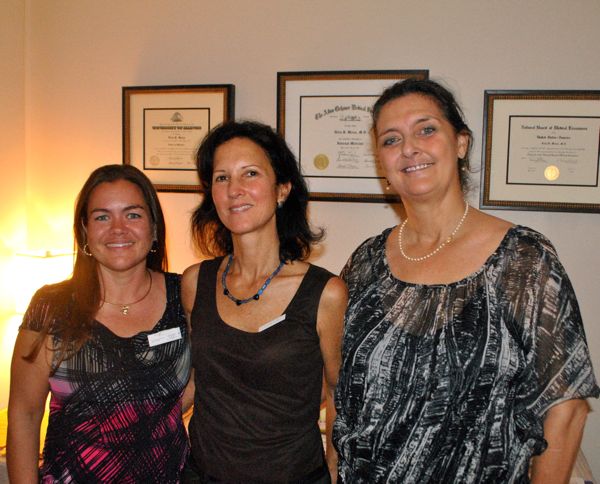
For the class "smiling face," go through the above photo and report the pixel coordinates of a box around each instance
[84,179,154,274]
[211,137,290,238]
[375,93,469,201]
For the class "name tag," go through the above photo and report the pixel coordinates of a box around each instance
[258,314,286,332]
[147,327,182,347]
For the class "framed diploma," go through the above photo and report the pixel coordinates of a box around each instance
[123,84,235,192]
[481,90,600,213]
[277,70,428,202]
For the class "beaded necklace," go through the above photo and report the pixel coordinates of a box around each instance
[221,254,285,306]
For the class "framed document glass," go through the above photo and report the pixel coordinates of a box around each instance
[481,90,600,212]
[277,70,428,202]
[123,84,235,192]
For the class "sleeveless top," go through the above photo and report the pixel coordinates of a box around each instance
[189,257,334,482]
[21,272,191,483]
[334,226,599,483]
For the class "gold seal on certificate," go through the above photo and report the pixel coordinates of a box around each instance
[149,155,160,167]
[313,154,330,170]
[544,165,560,181]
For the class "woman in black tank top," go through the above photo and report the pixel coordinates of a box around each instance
[181,121,347,483]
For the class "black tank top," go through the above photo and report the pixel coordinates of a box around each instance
[189,257,334,482]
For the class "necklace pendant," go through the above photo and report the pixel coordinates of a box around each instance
[121,305,129,315]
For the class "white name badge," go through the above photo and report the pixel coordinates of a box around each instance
[258,314,286,332]
[147,327,182,347]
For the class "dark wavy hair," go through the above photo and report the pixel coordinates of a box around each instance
[26,164,168,367]
[191,120,323,261]
[372,78,473,193]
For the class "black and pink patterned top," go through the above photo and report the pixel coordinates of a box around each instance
[22,272,190,483]
[333,226,598,483]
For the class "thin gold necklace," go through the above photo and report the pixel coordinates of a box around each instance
[102,269,153,315]
[398,200,469,262]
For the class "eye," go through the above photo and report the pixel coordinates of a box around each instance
[419,125,436,136]
[126,212,143,220]
[381,135,401,147]
[214,174,228,183]
[245,169,259,177]
[94,214,109,222]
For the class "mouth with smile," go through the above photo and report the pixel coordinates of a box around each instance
[402,163,433,173]
[106,242,134,248]
[230,204,252,213]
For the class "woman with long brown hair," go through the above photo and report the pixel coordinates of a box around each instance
[8,164,191,483]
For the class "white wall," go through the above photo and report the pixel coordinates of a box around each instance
[5,0,600,475]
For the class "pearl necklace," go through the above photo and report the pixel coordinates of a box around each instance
[398,201,470,262]
[102,269,153,315]
[221,255,285,306]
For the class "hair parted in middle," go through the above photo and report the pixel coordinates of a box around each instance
[25,164,168,369]
[191,120,323,261]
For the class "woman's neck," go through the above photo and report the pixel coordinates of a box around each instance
[402,193,468,244]
[98,264,151,301]
[229,233,282,281]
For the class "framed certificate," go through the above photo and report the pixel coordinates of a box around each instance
[277,70,428,202]
[123,84,235,192]
[481,90,600,213]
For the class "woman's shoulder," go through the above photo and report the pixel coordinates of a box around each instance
[350,227,393,260]
[28,280,73,308]
[305,262,347,293]
[468,210,557,262]
[501,224,559,261]
[181,258,225,311]
[22,280,73,332]
[182,257,224,283]
[344,227,392,268]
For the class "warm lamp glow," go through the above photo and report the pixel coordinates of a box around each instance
[13,251,74,314]
[0,251,74,410]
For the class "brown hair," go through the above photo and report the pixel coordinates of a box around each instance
[25,164,168,368]
[373,78,473,193]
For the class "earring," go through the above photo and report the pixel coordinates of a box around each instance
[82,244,93,257]
[149,240,158,254]
[277,201,284,209]
[385,179,391,191]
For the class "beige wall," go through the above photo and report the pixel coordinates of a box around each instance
[2,0,599,474]
[0,0,26,405]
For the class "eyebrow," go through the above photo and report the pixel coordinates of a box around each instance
[377,116,438,137]
[213,164,261,173]
[89,204,146,214]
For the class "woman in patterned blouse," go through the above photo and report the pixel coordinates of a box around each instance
[333,79,598,483]
[8,165,191,483]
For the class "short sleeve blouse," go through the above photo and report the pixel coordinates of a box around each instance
[333,225,598,483]
[21,272,191,483]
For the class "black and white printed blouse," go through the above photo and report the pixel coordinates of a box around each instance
[333,225,598,483]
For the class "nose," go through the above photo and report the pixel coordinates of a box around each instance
[227,176,244,198]
[110,216,127,233]
[401,136,419,158]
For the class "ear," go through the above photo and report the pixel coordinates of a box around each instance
[277,181,292,204]
[456,131,470,160]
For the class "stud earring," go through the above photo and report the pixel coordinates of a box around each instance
[277,201,284,209]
